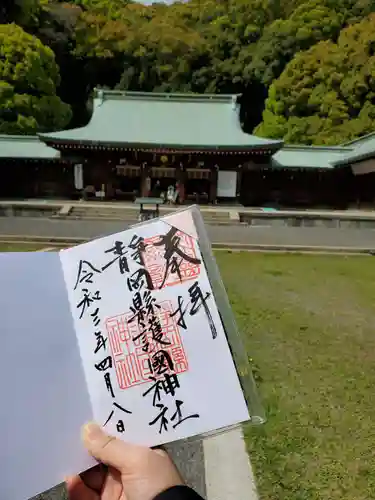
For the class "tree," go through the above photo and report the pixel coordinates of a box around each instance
[256,13,375,144]
[248,0,375,87]
[116,4,209,93]
[184,0,280,93]
[0,23,71,134]
[61,0,132,16]
[248,0,345,87]
[7,0,374,142]
[0,0,40,25]
[72,2,208,93]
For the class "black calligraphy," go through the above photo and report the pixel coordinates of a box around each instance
[129,290,169,353]
[170,281,217,339]
[74,252,133,433]
[102,240,129,274]
[76,289,101,319]
[127,268,154,291]
[128,235,147,266]
[143,373,199,434]
[153,226,201,288]
[73,227,210,438]
[74,260,101,290]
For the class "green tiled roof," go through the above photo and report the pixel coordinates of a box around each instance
[0,135,60,159]
[332,132,375,166]
[39,90,283,151]
[272,145,354,169]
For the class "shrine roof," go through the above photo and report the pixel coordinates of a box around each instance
[272,145,354,169]
[39,90,283,153]
[0,135,60,159]
[332,132,375,166]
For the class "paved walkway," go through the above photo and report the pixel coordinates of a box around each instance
[1,217,375,249]
[33,427,256,500]
[2,198,375,218]
[204,428,258,500]
[1,199,239,214]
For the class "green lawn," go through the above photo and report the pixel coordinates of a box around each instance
[217,252,375,500]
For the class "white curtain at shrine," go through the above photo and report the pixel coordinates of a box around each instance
[74,164,84,189]
[217,170,237,197]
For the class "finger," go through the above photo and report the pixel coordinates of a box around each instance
[80,464,107,492]
[153,448,170,458]
[152,444,167,453]
[101,467,123,500]
[82,422,144,472]
[65,475,98,500]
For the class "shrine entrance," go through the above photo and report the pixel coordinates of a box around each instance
[185,169,211,204]
[113,165,141,200]
[149,166,176,197]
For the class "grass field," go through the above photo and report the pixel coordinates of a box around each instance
[217,252,375,500]
[3,243,375,498]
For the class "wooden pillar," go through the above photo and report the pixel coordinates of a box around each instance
[177,162,186,204]
[141,163,151,197]
[104,159,114,200]
[209,165,218,204]
[96,158,110,199]
[103,159,112,199]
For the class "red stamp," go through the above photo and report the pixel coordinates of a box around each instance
[143,232,201,289]
[106,300,188,390]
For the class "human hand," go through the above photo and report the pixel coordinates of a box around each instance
[66,422,184,500]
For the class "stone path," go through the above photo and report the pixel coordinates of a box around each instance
[1,217,374,249]
[3,198,375,217]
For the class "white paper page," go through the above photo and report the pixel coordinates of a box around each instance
[59,214,249,446]
[0,252,95,500]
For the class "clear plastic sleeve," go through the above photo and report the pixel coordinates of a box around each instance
[131,204,266,435]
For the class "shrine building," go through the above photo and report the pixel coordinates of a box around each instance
[2,89,375,209]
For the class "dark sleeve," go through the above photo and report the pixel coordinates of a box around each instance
[153,485,205,500]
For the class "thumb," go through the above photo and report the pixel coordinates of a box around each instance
[82,422,139,472]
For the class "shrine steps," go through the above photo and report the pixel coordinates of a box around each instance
[59,205,242,226]
[63,205,140,223]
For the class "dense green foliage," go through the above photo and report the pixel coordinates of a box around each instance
[0,23,71,133]
[256,12,375,144]
[2,0,375,142]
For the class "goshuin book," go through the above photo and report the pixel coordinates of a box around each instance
[0,205,264,500]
